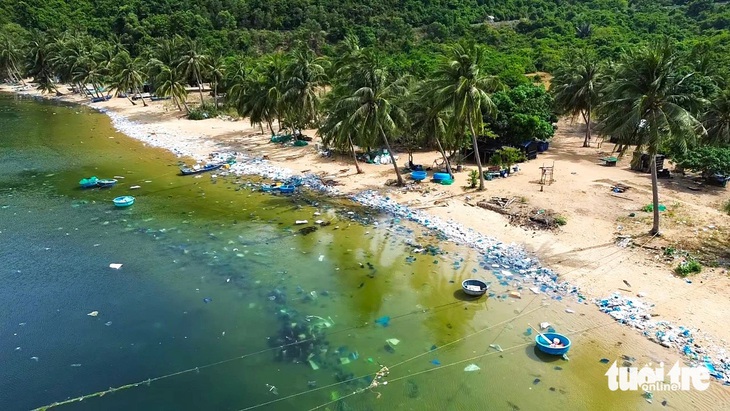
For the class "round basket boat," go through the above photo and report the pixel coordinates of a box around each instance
[411,171,427,181]
[535,332,571,356]
[279,185,296,194]
[461,279,489,297]
[433,172,451,181]
[97,178,118,188]
[113,196,135,207]
[79,176,99,188]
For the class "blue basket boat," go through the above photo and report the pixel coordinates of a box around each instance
[411,171,427,181]
[112,196,135,207]
[79,176,99,188]
[433,172,451,182]
[535,332,571,356]
[461,279,489,297]
[97,178,118,188]
[279,185,296,194]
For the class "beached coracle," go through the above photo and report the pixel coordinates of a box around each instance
[112,195,135,207]
[79,176,99,188]
[179,163,225,176]
[97,178,118,188]
[462,279,489,296]
[410,171,427,181]
[278,185,296,194]
[535,332,571,356]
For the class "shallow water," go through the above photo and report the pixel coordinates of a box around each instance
[1,93,726,411]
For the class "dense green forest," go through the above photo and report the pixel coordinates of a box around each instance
[1,0,730,226]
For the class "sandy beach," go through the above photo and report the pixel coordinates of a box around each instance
[4,83,730,383]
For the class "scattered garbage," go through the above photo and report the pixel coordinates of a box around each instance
[540,322,550,330]
[375,316,391,327]
[509,291,522,299]
[87,311,99,317]
[109,263,123,269]
[464,364,481,372]
[489,344,503,352]
[599,358,610,364]
[385,338,400,347]
[565,309,575,314]
[295,220,308,225]
[203,298,212,303]
[430,359,441,366]
[533,378,541,385]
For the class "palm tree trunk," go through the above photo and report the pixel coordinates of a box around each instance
[379,126,403,186]
[348,134,363,174]
[196,71,204,104]
[126,94,137,105]
[582,109,591,147]
[214,83,218,108]
[135,87,148,107]
[434,136,453,178]
[650,154,661,235]
[467,116,485,190]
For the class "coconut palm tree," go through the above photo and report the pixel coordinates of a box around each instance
[112,51,147,106]
[407,84,454,178]
[155,64,189,112]
[26,31,58,94]
[702,89,730,146]
[430,43,502,190]
[334,51,409,185]
[284,48,328,131]
[598,40,704,235]
[0,34,25,84]
[551,51,605,147]
[177,38,207,104]
[205,53,225,108]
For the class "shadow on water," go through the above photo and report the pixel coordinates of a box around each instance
[525,344,568,363]
[451,289,490,303]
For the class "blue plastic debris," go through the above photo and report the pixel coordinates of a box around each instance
[430,345,438,351]
[375,316,391,327]
[431,359,441,366]
[599,358,610,364]
[524,328,533,336]
[203,298,212,303]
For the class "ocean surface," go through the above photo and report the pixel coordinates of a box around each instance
[1,92,716,411]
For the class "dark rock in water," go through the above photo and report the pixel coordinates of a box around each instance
[298,226,318,235]
[661,400,667,406]
[384,344,395,353]
[507,401,521,411]
[358,282,365,289]
[532,378,541,385]
[405,379,420,398]
[549,387,556,392]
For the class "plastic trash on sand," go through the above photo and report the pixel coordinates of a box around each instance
[540,322,550,330]
[464,364,480,372]
[109,263,123,269]
[489,344,503,352]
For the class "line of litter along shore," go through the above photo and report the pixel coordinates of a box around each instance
[5,86,730,386]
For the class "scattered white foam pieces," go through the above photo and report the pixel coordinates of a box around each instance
[501,270,512,277]
[565,308,575,314]
[540,322,550,330]
[130,185,141,189]
[87,311,99,317]
[109,263,123,269]
[318,255,325,262]
[295,220,308,225]
[529,287,540,294]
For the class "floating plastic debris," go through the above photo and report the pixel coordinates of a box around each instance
[599,358,610,364]
[386,338,400,347]
[489,344,503,352]
[464,364,480,372]
[431,359,441,366]
[540,322,550,330]
[203,298,212,303]
[109,263,123,269]
[87,311,99,317]
[375,316,391,327]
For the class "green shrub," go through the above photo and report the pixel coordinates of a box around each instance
[724,199,730,215]
[469,169,479,188]
[187,103,219,121]
[675,258,702,277]
[554,215,567,226]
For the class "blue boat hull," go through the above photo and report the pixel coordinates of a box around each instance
[113,196,135,207]
[535,333,571,356]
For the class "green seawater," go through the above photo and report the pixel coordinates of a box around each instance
[0,92,687,411]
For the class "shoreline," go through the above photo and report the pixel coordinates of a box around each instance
[3,84,730,385]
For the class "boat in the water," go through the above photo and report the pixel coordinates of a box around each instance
[461,279,489,296]
[112,196,135,207]
[97,178,118,188]
[79,176,99,188]
[179,163,225,176]
[535,332,571,356]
